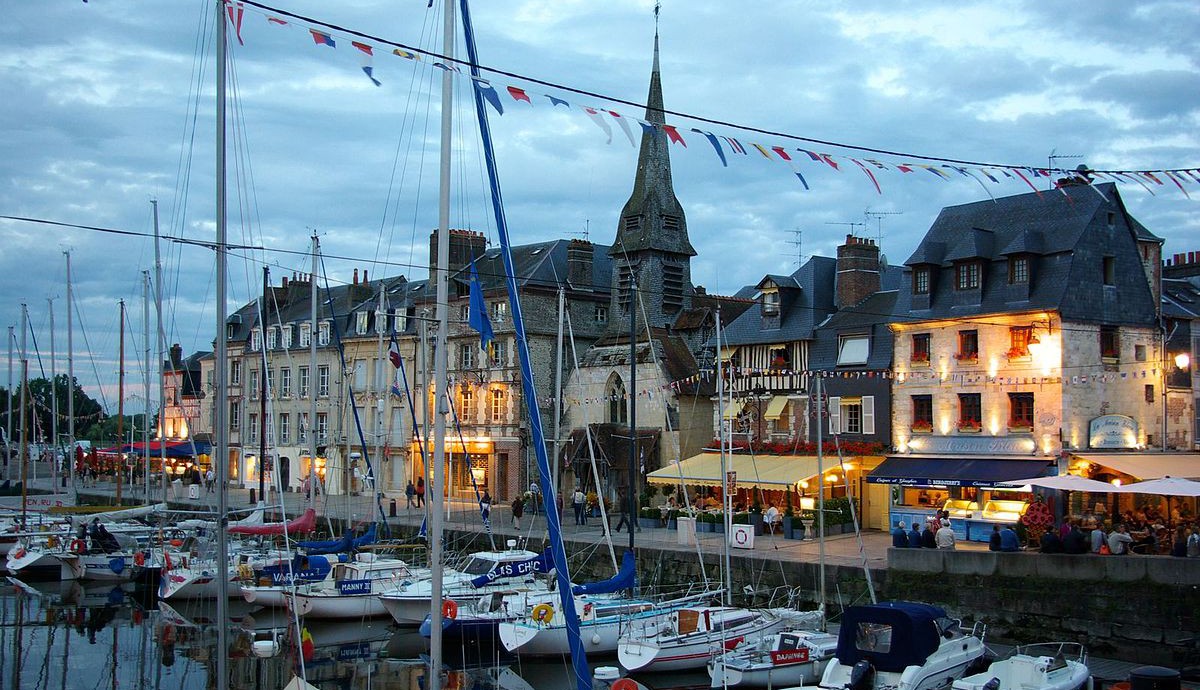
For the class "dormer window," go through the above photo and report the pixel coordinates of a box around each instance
[913,267,930,295]
[355,311,369,335]
[837,335,869,366]
[761,290,780,316]
[281,326,293,349]
[250,329,261,351]
[955,262,980,290]
[318,322,331,345]
[1008,256,1029,284]
[299,323,312,347]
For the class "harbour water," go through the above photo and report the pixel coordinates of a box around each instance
[0,579,711,690]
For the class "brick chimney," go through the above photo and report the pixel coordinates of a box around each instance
[170,343,183,368]
[836,234,882,310]
[1164,249,1200,279]
[430,229,487,278]
[567,239,594,289]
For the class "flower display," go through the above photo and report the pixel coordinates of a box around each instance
[1020,495,1053,544]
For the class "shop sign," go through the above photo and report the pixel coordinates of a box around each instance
[906,435,1036,455]
[1088,415,1138,449]
[725,471,737,495]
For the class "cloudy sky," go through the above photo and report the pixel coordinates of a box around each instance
[1,0,1197,416]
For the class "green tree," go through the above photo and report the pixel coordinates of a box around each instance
[10,375,106,446]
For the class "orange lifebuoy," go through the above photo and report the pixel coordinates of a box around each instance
[134,551,146,567]
[11,547,26,560]
[69,539,86,554]
[612,679,639,690]
[530,603,554,624]
[442,599,458,620]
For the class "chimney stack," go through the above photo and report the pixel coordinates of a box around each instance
[363,269,368,284]
[170,343,183,367]
[430,229,488,278]
[835,234,882,310]
[567,239,594,289]
[353,268,359,285]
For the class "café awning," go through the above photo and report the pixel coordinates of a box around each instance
[646,452,820,490]
[867,455,1053,488]
[722,400,747,420]
[1071,453,1200,480]
[763,396,789,421]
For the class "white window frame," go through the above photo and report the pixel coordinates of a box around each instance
[355,311,369,335]
[230,401,241,431]
[829,395,876,435]
[299,412,309,443]
[316,412,328,442]
[250,329,261,351]
[267,327,278,350]
[353,359,367,388]
[299,323,311,348]
[491,301,507,323]
[837,335,870,366]
[298,366,310,397]
[318,365,330,397]
[279,413,290,445]
[460,344,475,370]
[491,389,505,423]
[280,367,292,397]
[230,360,241,386]
[281,326,293,349]
[595,305,608,324]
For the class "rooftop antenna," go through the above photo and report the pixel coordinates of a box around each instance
[787,228,805,267]
[1048,149,1083,189]
[825,221,866,239]
[863,208,902,248]
[567,219,590,242]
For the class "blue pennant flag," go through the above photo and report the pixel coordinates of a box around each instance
[467,257,494,350]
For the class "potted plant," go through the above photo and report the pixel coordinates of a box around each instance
[911,419,933,433]
[956,418,982,433]
[953,351,978,363]
[638,506,660,529]
[910,350,930,365]
[782,494,796,538]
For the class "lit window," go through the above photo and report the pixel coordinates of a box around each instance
[491,389,505,423]
[1008,393,1034,428]
[1009,257,1029,284]
[956,331,979,361]
[911,333,930,363]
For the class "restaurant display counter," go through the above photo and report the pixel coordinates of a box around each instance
[889,488,1032,542]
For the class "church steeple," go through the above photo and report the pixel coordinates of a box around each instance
[610,12,696,331]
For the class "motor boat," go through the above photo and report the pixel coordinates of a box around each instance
[816,602,986,690]
[708,627,839,688]
[952,643,1091,690]
[239,553,342,607]
[286,553,418,619]
[618,605,822,673]
[379,542,547,626]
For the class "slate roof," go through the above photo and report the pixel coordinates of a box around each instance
[810,290,902,370]
[1163,277,1200,319]
[451,239,613,295]
[719,256,837,346]
[898,183,1162,326]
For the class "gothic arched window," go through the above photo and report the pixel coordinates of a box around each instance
[607,373,628,426]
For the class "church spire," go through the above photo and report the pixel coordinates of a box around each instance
[609,6,696,331]
[611,5,694,260]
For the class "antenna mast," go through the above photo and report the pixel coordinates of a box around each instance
[787,229,804,267]
[863,208,903,248]
[1047,148,1083,189]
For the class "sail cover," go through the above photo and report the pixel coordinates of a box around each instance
[228,508,316,535]
[469,549,555,588]
[298,524,377,555]
[572,550,635,595]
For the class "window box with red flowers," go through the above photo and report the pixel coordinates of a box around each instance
[1005,347,1030,361]
[953,351,978,364]
[956,418,982,433]
[910,351,930,367]
[911,420,933,434]
[1101,349,1119,361]
[1007,422,1033,433]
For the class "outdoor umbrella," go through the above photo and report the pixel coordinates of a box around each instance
[1114,476,1200,497]
[999,475,1118,492]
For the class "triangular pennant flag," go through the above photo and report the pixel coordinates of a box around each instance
[661,125,686,146]
[545,94,570,108]
[722,136,746,155]
[352,42,381,86]
[849,158,882,195]
[751,143,773,159]
[473,78,504,115]
[310,29,335,48]
[267,15,288,25]
[393,47,420,61]
[226,1,245,46]
[506,86,532,103]
[608,110,636,146]
[691,129,727,166]
[582,107,613,144]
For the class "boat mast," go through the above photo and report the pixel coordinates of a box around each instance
[65,251,75,492]
[627,279,637,558]
[6,325,13,482]
[551,286,564,498]
[48,296,58,494]
[259,266,268,503]
[117,299,125,505]
[143,271,151,498]
[429,0,455,684]
[815,374,826,626]
[213,0,232,685]
[151,200,167,504]
[19,304,28,526]
[375,282,386,491]
[308,234,318,507]
[716,308,731,605]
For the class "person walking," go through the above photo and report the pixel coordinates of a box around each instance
[415,477,425,507]
[205,468,215,493]
[511,495,524,529]
[614,492,631,533]
[480,490,492,522]
[404,481,417,509]
[572,487,585,526]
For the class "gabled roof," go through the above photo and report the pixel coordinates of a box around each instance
[451,239,613,295]
[719,256,836,346]
[943,227,994,262]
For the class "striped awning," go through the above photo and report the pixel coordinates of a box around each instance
[763,396,790,421]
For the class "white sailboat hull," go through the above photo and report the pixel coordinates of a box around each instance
[499,616,629,657]
[619,608,795,673]
[4,548,77,579]
[288,591,390,619]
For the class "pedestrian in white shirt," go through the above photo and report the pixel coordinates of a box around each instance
[936,521,957,550]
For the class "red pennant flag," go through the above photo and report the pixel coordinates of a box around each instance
[661,125,686,146]
[352,41,373,56]
[771,146,793,161]
[819,154,839,171]
[225,1,245,46]
[310,30,336,48]
[506,86,531,103]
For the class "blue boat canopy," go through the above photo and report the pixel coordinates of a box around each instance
[835,602,953,673]
[572,551,635,595]
[867,456,1052,488]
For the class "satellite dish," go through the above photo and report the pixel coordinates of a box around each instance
[879,253,889,271]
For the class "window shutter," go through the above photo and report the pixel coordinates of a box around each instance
[828,396,841,435]
[862,396,876,435]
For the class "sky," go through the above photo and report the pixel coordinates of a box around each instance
[1,0,1197,418]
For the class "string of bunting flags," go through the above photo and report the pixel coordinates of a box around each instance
[211,1,1200,199]
[562,364,1168,409]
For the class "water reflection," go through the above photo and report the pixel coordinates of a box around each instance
[0,579,710,690]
